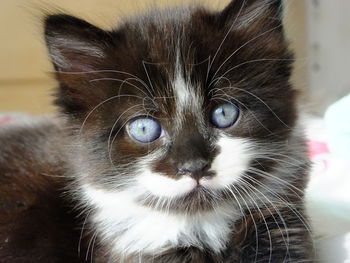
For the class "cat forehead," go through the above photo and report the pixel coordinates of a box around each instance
[114,62,206,127]
[110,12,217,110]
[128,6,194,29]
[117,7,213,64]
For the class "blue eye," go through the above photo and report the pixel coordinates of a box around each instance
[211,103,239,128]
[128,117,162,143]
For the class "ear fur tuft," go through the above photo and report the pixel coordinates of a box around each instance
[44,14,113,71]
[219,0,284,31]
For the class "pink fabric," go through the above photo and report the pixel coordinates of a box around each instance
[0,116,13,125]
[307,140,330,158]
[307,140,331,170]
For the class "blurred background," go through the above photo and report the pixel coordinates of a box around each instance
[1,0,350,262]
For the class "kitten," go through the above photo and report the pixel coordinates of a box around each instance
[0,0,314,262]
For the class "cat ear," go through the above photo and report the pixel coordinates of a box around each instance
[218,0,284,31]
[44,14,113,72]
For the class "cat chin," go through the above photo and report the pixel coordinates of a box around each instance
[82,185,238,255]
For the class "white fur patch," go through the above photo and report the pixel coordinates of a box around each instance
[83,186,237,255]
[173,73,194,110]
[172,49,203,131]
[137,168,197,198]
[201,135,254,190]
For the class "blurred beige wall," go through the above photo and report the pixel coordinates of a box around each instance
[305,0,350,115]
[0,0,307,115]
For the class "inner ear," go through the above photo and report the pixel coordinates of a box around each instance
[44,14,114,72]
[218,0,284,31]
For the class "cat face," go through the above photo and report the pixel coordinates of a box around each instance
[45,0,297,213]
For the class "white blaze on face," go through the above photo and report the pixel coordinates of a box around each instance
[172,49,203,131]
[173,73,197,111]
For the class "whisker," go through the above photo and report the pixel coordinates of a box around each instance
[108,109,146,167]
[142,61,156,94]
[210,58,298,86]
[240,176,291,261]
[78,210,92,257]
[90,77,152,98]
[221,86,291,128]
[211,86,273,134]
[243,173,313,237]
[254,151,305,166]
[230,183,260,263]
[254,155,304,169]
[247,167,304,196]
[85,230,98,261]
[206,0,248,81]
[222,186,249,241]
[79,95,143,137]
[51,69,149,86]
[237,179,274,262]
[107,104,146,151]
[90,231,99,263]
[243,173,316,256]
[211,24,283,82]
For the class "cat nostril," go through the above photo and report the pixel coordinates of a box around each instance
[177,159,209,177]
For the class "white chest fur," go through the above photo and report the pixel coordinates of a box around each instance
[82,186,238,255]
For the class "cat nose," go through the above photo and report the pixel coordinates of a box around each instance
[177,159,209,181]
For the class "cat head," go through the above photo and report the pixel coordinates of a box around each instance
[44,0,299,213]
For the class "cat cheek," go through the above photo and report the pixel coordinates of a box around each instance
[136,169,197,198]
[200,136,254,190]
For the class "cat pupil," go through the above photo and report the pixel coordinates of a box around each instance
[211,103,239,129]
[128,118,162,143]
[220,108,226,117]
[141,124,146,133]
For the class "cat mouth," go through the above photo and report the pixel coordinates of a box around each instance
[188,177,215,192]
[149,177,229,211]
[136,169,239,212]
[184,184,214,200]
[185,180,204,193]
